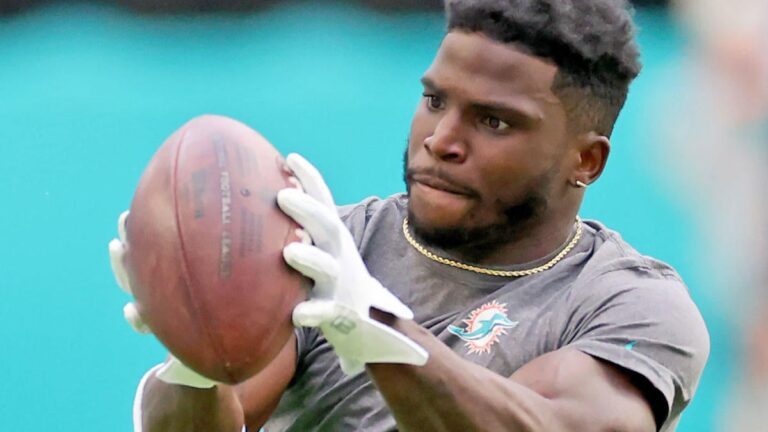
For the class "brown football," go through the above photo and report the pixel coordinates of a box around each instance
[125,115,307,384]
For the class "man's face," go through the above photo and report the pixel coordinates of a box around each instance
[405,31,572,254]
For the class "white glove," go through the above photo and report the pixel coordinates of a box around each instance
[109,211,217,389]
[277,153,429,375]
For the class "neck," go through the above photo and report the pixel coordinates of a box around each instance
[439,211,579,267]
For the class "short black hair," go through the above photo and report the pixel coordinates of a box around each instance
[446,0,642,137]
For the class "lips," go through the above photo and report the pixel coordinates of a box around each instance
[409,172,474,196]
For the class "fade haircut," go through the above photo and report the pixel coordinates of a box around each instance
[445,0,642,137]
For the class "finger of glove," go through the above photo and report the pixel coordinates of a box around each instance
[277,188,343,255]
[124,302,151,334]
[117,210,130,243]
[285,153,335,209]
[292,299,339,327]
[323,316,429,368]
[283,242,339,289]
[109,239,133,295]
[156,355,217,389]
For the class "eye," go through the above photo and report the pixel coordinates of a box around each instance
[480,115,511,132]
[423,94,445,111]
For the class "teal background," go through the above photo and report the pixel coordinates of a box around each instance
[0,2,728,430]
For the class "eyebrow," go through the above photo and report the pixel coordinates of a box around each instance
[421,76,543,126]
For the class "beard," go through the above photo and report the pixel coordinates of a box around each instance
[402,146,553,262]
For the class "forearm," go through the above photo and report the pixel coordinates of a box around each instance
[136,367,244,432]
[367,317,557,432]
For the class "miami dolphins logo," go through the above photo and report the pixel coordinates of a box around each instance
[448,301,518,355]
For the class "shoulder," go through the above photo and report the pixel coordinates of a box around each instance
[578,220,682,283]
[570,221,707,341]
[569,220,709,354]
[562,220,710,429]
[337,193,406,221]
[337,193,407,245]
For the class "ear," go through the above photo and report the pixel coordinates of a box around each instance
[572,132,610,186]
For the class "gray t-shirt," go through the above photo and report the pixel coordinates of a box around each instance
[264,194,709,432]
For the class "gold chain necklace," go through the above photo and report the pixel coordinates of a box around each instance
[402,217,582,277]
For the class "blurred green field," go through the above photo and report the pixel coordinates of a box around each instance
[0,2,728,430]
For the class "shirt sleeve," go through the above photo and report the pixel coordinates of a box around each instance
[563,266,710,427]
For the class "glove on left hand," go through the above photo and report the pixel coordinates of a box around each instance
[109,211,217,389]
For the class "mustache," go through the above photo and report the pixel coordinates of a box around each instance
[405,167,479,198]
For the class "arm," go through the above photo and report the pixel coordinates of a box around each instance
[367,315,656,432]
[136,333,297,432]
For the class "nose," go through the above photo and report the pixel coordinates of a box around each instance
[424,111,467,163]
